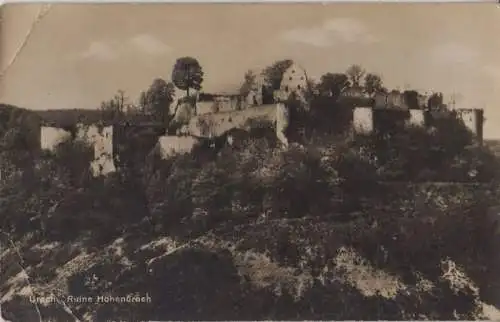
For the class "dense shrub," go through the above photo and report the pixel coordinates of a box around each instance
[146,153,199,235]
[344,109,495,182]
[258,146,333,218]
[2,103,500,320]
[0,104,41,151]
[113,123,165,172]
[372,108,410,134]
[308,96,354,136]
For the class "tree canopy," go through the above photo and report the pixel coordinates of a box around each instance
[100,90,129,122]
[363,73,383,96]
[318,73,351,98]
[261,59,294,90]
[171,56,204,96]
[139,78,175,123]
[346,64,366,87]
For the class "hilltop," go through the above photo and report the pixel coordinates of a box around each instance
[1,102,500,320]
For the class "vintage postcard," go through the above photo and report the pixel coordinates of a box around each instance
[1,3,500,321]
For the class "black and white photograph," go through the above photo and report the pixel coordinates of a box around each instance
[1,3,500,321]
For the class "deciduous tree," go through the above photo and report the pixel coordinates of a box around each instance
[100,90,128,121]
[318,73,350,98]
[363,73,383,97]
[140,78,175,122]
[261,59,294,90]
[239,70,257,97]
[346,64,366,87]
[171,57,204,97]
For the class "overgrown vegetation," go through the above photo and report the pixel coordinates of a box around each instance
[1,56,498,320]
[1,94,500,320]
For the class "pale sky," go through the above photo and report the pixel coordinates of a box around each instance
[1,3,500,138]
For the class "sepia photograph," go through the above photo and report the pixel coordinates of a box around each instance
[1,3,500,321]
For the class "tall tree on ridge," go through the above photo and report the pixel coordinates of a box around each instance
[171,56,204,97]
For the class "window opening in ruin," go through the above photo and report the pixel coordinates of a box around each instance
[285,86,289,92]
